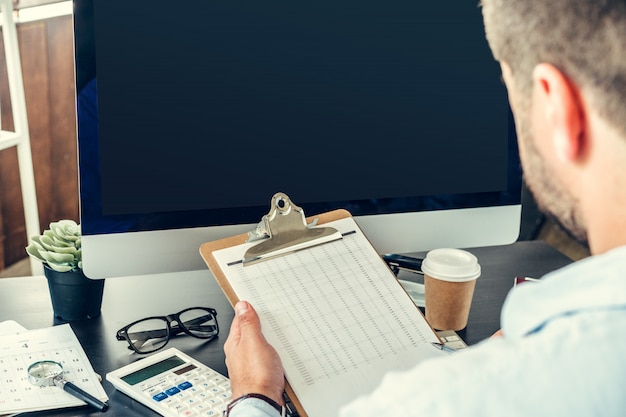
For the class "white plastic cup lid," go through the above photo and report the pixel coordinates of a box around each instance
[421,248,481,282]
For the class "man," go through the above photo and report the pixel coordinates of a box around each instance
[223,0,626,415]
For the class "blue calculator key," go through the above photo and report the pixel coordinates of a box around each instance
[165,387,181,396]
[153,392,168,402]
[178,381,193,390]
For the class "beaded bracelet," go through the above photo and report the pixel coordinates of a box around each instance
[225,393,286,417]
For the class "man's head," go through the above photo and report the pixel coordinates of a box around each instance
[481,0,626,249]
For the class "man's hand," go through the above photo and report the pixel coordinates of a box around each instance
[224,301,285,405]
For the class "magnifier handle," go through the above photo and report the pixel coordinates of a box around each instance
[54,377,109,412]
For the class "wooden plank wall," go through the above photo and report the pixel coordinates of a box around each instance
[0,15,78,270]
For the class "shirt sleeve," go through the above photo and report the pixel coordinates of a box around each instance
[338,338,519,417]
[228,397,282,417]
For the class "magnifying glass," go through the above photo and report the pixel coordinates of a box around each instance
[27,360,108,412]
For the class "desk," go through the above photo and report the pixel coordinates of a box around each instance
[0,241,572,417]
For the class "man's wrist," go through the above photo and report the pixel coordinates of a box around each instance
[225,393,286,417]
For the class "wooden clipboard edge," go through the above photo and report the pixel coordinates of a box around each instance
[198,208,351,417]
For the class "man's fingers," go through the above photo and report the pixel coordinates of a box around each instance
[224,301,261,355]
[223,300,286,402]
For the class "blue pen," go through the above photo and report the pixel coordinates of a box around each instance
[431,342,457,353]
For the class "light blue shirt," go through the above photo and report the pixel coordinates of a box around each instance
[231,246,626,416]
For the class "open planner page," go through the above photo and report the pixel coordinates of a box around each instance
[0,324,107,415]
[212,217,445,417]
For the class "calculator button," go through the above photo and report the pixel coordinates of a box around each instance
[158,381,173,390]
[138,382,152,391]
[166,386,181,396]
[172,403,189,413]
[183,396,200,406]
[145,386,162,397]
[199,369,217,377]
[178,381,193,390]
[161,397,181,408]
[204,397,223,408]
[198,381,213,390]
[153,392,168,402]
[190,375,206,384]
[202,372,220,381]
[185,386,204,397]
[208,375,226,385]
[173,390,193,402]
[168,375,186,386]
[194,391,209,401]
[193,403,210,412]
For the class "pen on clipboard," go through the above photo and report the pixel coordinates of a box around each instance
[431,342,458,354]
[382,254,424,275]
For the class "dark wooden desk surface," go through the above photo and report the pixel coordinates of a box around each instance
[0,240,572,417]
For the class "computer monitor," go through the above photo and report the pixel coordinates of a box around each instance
[73,0,522,279]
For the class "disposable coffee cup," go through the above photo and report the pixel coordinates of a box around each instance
[422,248,481,331]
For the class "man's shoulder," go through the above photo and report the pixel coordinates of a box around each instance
[342,327,626,417]
[426,321,626,415]
[501,246,626,338]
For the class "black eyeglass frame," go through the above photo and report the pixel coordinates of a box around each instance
[116,307,219,354]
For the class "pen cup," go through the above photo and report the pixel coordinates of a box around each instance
[422,248,481,331]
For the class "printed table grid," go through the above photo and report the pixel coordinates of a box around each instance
[231,232,431,385]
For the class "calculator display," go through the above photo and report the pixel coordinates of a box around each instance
[121,355,186,385]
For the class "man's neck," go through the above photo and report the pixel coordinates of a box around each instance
[579,110,626,255]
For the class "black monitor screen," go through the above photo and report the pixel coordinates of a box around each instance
[75,0,520,235]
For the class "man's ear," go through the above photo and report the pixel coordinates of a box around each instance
[532,63,586,162]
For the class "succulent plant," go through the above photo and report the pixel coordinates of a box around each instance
[26,220,82,272]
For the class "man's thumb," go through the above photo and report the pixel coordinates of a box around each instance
[234,301,262,334]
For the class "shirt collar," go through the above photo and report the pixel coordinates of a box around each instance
[501,245,626,339]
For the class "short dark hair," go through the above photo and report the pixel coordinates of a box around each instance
[481,0,626,136]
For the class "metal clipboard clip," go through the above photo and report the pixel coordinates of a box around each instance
[243,192,342,266]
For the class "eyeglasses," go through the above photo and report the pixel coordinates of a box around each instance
[116,307,219,354]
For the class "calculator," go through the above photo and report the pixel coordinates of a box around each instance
[106,348,231,417]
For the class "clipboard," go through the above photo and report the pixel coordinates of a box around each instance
[199,193,443,417]
[200,194,348,416]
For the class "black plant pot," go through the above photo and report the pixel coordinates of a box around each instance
[44,265,105,321]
